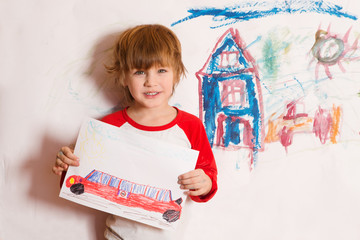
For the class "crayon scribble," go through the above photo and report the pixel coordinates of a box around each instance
[172,0,357,28]
[265,99,341,152]
[310,25,360,80]
[261,28,293,83]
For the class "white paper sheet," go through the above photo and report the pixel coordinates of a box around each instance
[60,118,198,230]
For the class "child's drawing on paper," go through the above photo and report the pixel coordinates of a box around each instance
[65,169,183,223]
[60,118,198,230]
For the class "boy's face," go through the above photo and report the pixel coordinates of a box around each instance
[125,65,175,110]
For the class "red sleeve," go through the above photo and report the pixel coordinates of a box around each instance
[177,111,218,202]
[100,110,126,127]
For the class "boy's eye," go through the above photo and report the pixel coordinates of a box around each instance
[158,69,167,73]
[134,70,145,75]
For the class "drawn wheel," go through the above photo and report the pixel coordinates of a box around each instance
[70,183,84,195]
[162,210,180,223]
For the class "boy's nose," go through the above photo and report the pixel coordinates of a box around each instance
[144,73,157,86]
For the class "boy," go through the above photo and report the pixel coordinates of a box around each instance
[53,24,217,239]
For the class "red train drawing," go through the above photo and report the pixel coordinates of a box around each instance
[65,169,183,222]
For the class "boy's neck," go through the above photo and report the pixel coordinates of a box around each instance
[126,105,177,127]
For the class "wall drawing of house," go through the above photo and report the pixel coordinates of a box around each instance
[196,28,264,163]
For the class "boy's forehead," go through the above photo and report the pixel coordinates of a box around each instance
[130,61,173,70]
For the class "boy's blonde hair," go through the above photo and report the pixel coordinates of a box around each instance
[106,24,186,106]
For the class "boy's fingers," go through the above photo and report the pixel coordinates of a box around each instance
[61,147,78,160]
[178,169,210,197]
[52,165,65,175]
[179,177,201,185]
[53,145,78,176]
[52,166,58,174]
[55,154,72,168]
[184,188,205,197]
[178,169,202,180]
[180,182,201,190]
[56,147,79,167]
[55,157,68,169]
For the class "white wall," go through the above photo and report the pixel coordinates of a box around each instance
[1,0,360,239]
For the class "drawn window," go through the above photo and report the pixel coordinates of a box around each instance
[219,79,247,108]
[157,190,171,202]
[163,191,171,202]
[87,171,102,183]
[101,173,111,185]
[219,51,241,68]
[145,187,159,199]
[109,177,120,188]
[132,184,146,195]
[119,180,132,192]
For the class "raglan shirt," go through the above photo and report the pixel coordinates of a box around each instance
[101,107,218,240]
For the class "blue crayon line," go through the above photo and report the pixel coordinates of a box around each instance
[172,0,357,28]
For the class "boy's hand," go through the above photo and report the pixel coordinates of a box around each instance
[52,145,79,176]
[178,169,212,197]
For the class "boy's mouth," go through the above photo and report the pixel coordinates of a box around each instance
[145,92,159,96]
